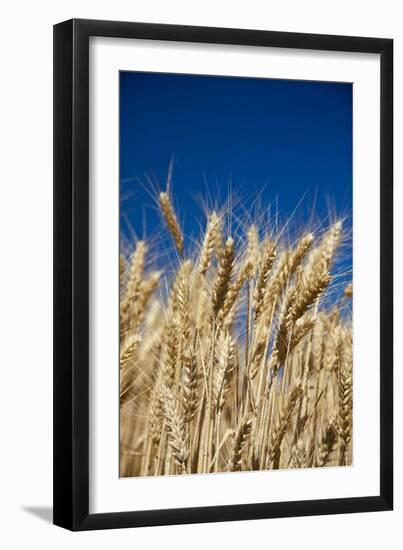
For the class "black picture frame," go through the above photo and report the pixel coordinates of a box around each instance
[53,18,393,531]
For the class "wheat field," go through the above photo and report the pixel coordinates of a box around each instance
[119,186,352,477]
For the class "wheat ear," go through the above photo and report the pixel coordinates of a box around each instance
[246,224,260,272]
[264,233,314,312]
[254,239,276,321]
[315,418,337,467]
[230,414,255,471]
[218,261,253,325]
[161,315,180,389]
[213,333,238,413]
[120,335,141,370]
[336,338,352,466]
[159,191,184,256]
[267,382,303,469]
[183,349,199,425]
[198,212,220,275]
[120,336,142,405]
[160,384,189,471]
[212,237,235,317]
[127,240,147,298]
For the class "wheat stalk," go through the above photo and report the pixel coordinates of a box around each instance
[120,187,352,478]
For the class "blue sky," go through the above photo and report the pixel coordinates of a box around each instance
[120,71,352,286]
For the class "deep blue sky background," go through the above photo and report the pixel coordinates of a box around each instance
[120,71,352,287]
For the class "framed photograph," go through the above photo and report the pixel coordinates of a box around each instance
[53,19,393,530]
